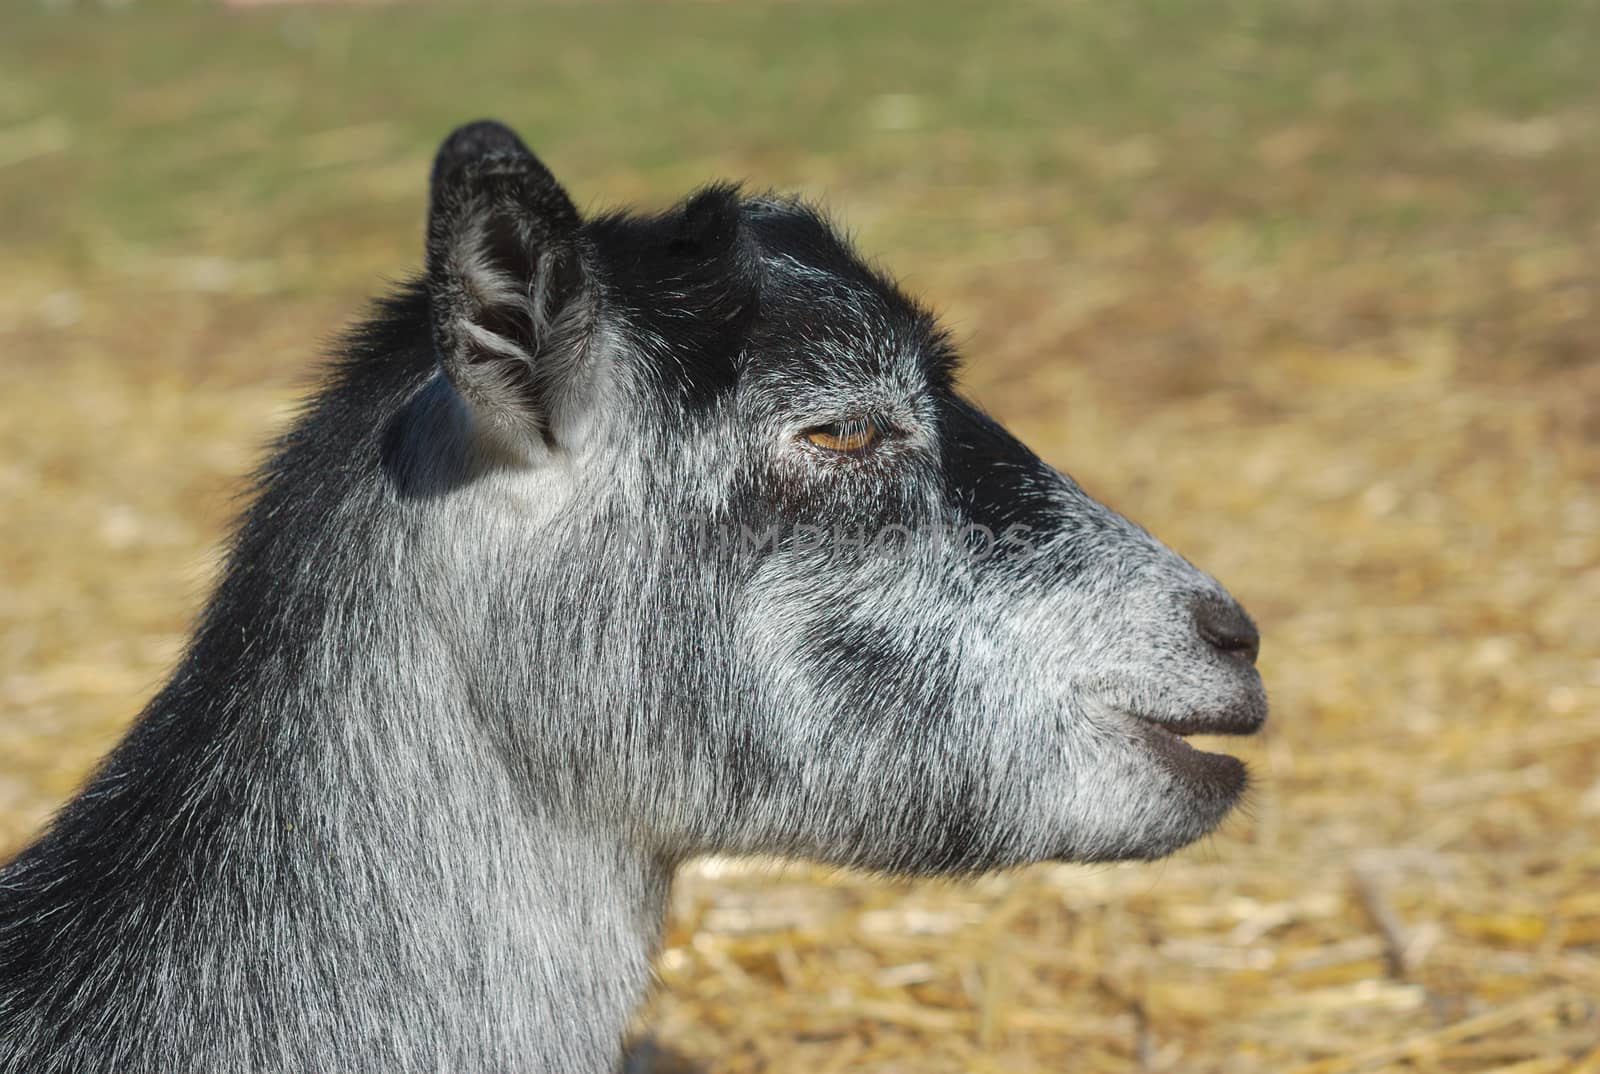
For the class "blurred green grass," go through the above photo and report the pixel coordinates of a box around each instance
[3,0,1596,297]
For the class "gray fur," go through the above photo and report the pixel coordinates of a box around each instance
[0,120,1265,1073]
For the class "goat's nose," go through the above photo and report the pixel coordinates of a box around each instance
[1192,594,1260,665]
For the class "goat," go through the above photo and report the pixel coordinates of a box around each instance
[0,120,1266,1073]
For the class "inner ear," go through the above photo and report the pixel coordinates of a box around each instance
[425,120,594,442]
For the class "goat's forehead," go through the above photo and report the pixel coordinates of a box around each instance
[744,206,947,388]
[749,262,927,381]
[588,193,949,405]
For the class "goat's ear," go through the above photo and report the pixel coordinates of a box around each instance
[425,120,595,444]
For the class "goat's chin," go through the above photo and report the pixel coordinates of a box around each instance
[1148,733,1252,856]
[1041,725,1252,865]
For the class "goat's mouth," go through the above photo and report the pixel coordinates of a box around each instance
[1126,706,1265,739]
[1125,714,1255,804]
[1116,697,1265,797]
[1109,664,1268,745]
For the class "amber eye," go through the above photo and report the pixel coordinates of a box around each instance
[803,421,880,454]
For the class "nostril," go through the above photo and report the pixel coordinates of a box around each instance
[1193,595,1261,665]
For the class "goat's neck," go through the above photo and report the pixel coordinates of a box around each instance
[287,673,670,1070]
[5,610,669,1073]
[243,613,673,1071]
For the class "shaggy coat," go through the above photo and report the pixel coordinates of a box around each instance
[0,121,1265,1074]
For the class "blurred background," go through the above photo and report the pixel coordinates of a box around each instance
[1,1,1597,1071]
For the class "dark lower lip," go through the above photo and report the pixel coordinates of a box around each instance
[1133,720,1251,796]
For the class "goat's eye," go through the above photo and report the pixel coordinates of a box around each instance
[803,420,880,454]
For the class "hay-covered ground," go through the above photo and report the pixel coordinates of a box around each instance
[1,3,1596,1070]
